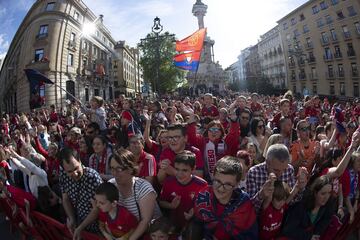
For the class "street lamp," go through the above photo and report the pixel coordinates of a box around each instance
[140,17,174,96]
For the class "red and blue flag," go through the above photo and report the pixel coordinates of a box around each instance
[173,51,201,71]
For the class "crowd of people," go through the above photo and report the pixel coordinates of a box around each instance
[0,90,360,240]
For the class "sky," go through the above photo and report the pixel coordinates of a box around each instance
[0,0,308,67]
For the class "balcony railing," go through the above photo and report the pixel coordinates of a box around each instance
[337,71,345,78]
[36,33,48,40]
[321,37,330,45]
[326,71,335,79]
[334,52,343,59]
[323,54,333,61]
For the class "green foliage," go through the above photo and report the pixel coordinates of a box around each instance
[245,75,276,95]
[139,32,186,94]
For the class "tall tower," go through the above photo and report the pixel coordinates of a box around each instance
[192,0,208,29]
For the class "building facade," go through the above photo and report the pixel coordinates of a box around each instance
[244,45,262,91]
[278,0,360,97]
[113,41,143,98]
[0,0,117,113]
[258,26,287,89]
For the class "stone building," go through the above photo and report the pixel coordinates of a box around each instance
[258,26,287,89]
[0,0,116,113]
[186,0,227,96]
[278,0,360,97]
[113,41,143,98]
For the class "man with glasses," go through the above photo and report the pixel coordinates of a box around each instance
[239,109,251,138]
[58,148,102,234]
[157,124,204,184]
[193,156,258,239]
[247,144,307,211]
[290,119,320,173]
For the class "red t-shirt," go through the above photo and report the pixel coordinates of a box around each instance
[159,146,204,170]
[259,203,288,240]
[98,205,138,238]
[137,150,157,178]
[201,105,219,118]
[251,102,262,112]
[160,175,207,229]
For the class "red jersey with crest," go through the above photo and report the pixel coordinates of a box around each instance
[259,203,288,240]
[160,175,208,229]
[98,204,138,238]
[159,146,204,171]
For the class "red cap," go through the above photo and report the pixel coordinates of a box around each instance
[121,111,133,121]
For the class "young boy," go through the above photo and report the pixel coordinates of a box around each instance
[259,173,300,240]
[82,96,107,132]
[159,151,208,233]
[95,182,138,240]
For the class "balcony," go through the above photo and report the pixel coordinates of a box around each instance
[348,50,356,58]
[36,33,48,40]
[68,40,76,50]
[337,71,345,78]
[321,37,330,46]
[326,71,335,79]
[323,54,333,62]
[81,48,89,56]
[308,57,316,64]
[26,59,50,71]
[334,52,343,59]
[352,70,359,78]
[343,32,352,40]
[309,73,318,80]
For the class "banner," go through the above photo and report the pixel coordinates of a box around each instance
[175,28,206,52]
[173,51,201,72]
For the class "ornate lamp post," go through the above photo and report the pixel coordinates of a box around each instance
[140,17,174,95]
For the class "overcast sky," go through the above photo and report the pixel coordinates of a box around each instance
[0,0,308,67]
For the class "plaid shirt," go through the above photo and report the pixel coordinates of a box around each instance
[246,162,297,212]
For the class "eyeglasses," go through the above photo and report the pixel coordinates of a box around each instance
[213,179,235,191]
[167,135,182,142]
[299,126,310,132]
[208,127,220,132]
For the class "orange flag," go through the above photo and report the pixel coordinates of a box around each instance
[176,28,206,52]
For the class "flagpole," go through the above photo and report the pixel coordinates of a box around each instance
[53,82,83,105]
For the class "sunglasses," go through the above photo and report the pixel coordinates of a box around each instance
[208,127,220,132]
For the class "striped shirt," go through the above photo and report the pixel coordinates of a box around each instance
[108,177,162,220]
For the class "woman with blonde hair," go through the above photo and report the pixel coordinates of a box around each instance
[262,134,284,159]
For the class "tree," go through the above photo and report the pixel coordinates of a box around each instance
[139,32,186,94]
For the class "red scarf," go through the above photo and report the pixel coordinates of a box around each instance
[90,149,107,174]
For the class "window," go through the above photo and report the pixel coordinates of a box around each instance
[293,85,297,94]
[334,45,342,58]
[355,22,360,34]
[306,37,313,47]
[46,2,55,11]
[330,85,335,95]
[34,49,44,61]
[303,24,309,33]
[343,26,351,38]
[83,41,88,50]
[67,53,73,66]
[313,84,317,94]
[340,83,345,96]
[311,67,317,80]
[85,88,89,102]
[312,5,319,14]
[299,14,305,21]
[325,47,332,59]
[96,30,100,37]
[321,32,329,43]
[309,51,315,62]
[331,0,338,5]
[351,63,358,77]
[293,29,300,37]
[74,12,79,21]
[109,87,113,100]
[103,90,106,100]
[70,32,76,42]
[38,25,48,38]
[66,81,75,100]
[317,18,324,28]
[328,65,335,78]
[291,18,297,25]
[338,64,344,77]
[320,1,328,10]
[347,43,355,56]
[283,22,288,30]
[325,15,333,24]
[354,83,359,97]
[94,89,99,96]
[337,11,345,19]
[330,29,337,40]
[348,6,357,17]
